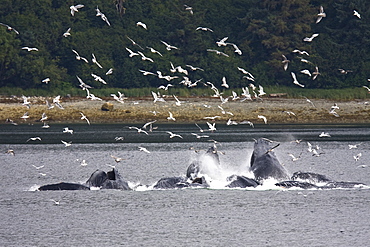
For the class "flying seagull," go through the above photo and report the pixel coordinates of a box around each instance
[166,131,183,139]
[161,40,179,51]
[312,66,320,80]
[63,127,74,134]
[216,37,229,47]
[184,5,193,14]
[80,112,90,125]
[288,153,301,161]
[303,33,319,42]
[5,149,15,155]
[139,69,156,76]
[292,49,309,56]
[138,147,151,153]
[137,51,154,63]
[26,137,42,142]
[92,53,103,68]
[142,120,157,132]
[348,143,362,149]
[42,78,50,84]
[316,6,326,23]
[106,68,113,75]
[63,28,71,37]
[158,84,173,91]
[95,6,111,26]
[126,47,139,57]
[53,95,64,109]
[319,132,331,138]
[151,91,166,103]
[303,96,316,107]
[32,165,44,170]
[282,55,289,71]
[136,21,147,29]
[20,112,29,120]
[111,155,124,163]
[128,126,149,135]
[221,77,229,88]
[353,153,362,161]
[40,112,48,122]
[167,111,176,121]
[146,46,162,56]
[196,26,213,32]
[22,47,38,52]
[353,10,361,19]
[258,115,267,124]
[206,122,217,132]
[50,199,60,205]
[126,36,144,50]
[61,140,72,147]
[72,49,89,63]
[91,73,107,84]
[291,72,305,87]
[70,4,84,16]
[207,49,229,57]
[300,69,311,77]
[191,133,210,139]
[0,23,19,34]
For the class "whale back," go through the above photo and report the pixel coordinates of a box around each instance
[291,171,331,183]
[101,168,131,190]
[86,168,130,190]
[153,177,188,189]
[250,138,289,181]
[226,175,260,188]
[38,182,90,191]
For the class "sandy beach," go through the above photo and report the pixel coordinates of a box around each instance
[1,96,370,125]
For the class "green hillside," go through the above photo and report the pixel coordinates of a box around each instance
[1,0,369,93]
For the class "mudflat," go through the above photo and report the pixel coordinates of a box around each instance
[1,96,370,125]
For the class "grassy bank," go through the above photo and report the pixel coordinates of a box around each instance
[1,86,369,100]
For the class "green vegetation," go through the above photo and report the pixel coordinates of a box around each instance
[1,0,370,97]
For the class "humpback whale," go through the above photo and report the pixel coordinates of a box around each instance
[226,175,260,188]
[249,139,366,189]
[153,176,208,189]
[250,138,290,181]
[288,171,366,189]
[153,146,221,189]
[37,138,367,191]
[86,168,130,190]
[38,168,131,191]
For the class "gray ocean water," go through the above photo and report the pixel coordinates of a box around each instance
[1,123,370,247]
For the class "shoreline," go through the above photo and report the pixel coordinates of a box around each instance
[1,96,370,125]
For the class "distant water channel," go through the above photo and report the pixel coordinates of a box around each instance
[1,123,369,246]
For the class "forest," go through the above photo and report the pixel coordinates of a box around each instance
[0,0,370,94]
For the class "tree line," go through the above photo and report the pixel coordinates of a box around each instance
[0,0,369,93]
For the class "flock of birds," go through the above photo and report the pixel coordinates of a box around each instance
[2,4,370,184]
[286,137,365,169]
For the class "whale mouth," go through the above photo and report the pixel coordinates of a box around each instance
[261,137,274,142]
[254,137,275,143]
[265,143,280,154]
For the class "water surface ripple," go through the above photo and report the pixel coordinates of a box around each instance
[1,124,369,246]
